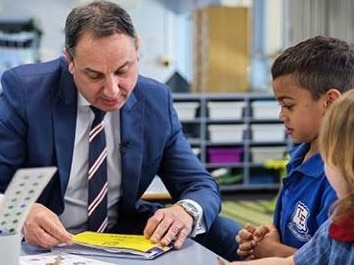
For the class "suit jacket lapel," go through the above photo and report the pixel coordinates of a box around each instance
[120,92,144,209]
[53,61,77,195]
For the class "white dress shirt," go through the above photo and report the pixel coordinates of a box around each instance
[59,94,121,233]
[59,94,205,236]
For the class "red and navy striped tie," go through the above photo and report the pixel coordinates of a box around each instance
[88,106,108,232]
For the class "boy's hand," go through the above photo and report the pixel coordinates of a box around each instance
[252,225,271,242]
[253,225,281,258]
[236,223,257,259]
[236,224,271,260]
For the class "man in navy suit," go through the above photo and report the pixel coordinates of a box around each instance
[0,1,240,261]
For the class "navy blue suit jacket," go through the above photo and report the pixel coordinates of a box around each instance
[0,57,221,233]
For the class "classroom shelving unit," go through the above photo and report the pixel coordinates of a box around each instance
[0,18,42,79]
[173,92,292,192]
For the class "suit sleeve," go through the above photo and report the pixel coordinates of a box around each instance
[158,89,222,230]
[0,69,28,192]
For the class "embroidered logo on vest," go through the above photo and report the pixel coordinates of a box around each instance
[287,201,312,242]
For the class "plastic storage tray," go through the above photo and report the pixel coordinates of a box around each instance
[251,123,284,142]
[208,124,245,142]
[174,102,200,120]
[251,100,279,119]
[250,146,287,163]
[208,101,245,120]
[207,147,243,163]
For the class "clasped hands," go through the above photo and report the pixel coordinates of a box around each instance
[236,223,280,260]
[22,203,193,249]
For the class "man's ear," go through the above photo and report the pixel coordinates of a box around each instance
[324,88,341,107]
[134,35,140,51]
[63,48,74,74]
[63,48,73,62]
[135,36,141,62]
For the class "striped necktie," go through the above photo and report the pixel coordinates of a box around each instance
[88,106,108,232]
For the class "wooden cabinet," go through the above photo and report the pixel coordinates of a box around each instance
[192,6,251,93]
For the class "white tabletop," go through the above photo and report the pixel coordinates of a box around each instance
[21,238,224,265]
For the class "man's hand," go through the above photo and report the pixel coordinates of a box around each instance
[22,203,73,248]
[143,204,194,249]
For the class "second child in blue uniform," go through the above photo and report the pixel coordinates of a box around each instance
[236,35,354,259]
[220,82,354,265]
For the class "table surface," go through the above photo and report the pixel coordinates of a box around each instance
[21,238,224,265]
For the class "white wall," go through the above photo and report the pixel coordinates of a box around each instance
[0,0,192,83]
[265,0,283,56]
[0,0,73,61]
[128,0,192,82]
[0,0,285,86]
